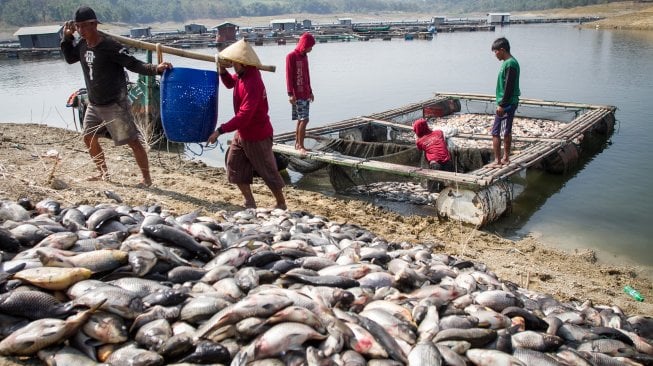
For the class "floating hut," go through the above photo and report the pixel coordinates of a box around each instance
[13,25,62,48]
[272,93,616,226]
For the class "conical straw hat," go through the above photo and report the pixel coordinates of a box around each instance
[219,39,262,67]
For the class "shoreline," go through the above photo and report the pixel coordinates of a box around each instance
[1,2,652,41]
[1,122,651,317]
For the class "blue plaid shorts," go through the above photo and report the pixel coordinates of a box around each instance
[291,99,310,121]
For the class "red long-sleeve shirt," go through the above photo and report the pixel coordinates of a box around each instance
[413,118,451,164]
[218,66,273,141]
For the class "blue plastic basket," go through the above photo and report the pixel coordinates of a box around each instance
[160,67,218,143]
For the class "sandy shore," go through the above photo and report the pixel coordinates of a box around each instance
[1,122,651,320]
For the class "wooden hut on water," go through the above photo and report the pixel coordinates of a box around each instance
[13,25,62,48]
[216,22,238,43]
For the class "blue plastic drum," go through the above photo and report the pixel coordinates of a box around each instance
[160,67,218,143]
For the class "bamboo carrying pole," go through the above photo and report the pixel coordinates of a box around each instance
[99,31,276,73]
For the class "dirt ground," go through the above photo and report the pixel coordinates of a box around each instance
[1,123,652,320]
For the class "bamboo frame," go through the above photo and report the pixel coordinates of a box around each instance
[272,93,616,191]
[100,31,276,72]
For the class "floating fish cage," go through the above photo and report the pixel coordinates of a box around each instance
[273,93,616,226]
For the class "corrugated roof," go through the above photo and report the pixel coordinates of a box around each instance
[13,25,62,36]
[270,19,296,24]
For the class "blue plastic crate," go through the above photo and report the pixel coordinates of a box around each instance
[160,67,218,143]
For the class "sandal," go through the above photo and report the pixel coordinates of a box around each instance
[86,173,109,182]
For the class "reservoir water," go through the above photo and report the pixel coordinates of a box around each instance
[1,23,652,272]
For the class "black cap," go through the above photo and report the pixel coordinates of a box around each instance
[74,6,101,23]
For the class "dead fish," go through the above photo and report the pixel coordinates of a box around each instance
[104,190,123,203]
[433,328,497,348]
[72,286,143,319]
[34,231,78,249]
[0,290,72,320]
[511,330,565,352]
[39,249,128,273]
[0,313,29,339]
[474,289,522,312]
[131,305,181,333]
[83,311,129,344]
[128,249,158,276]
[35,199,61,215]
[282,272,360,289]
[86,208,121,231]
[0,298,105,355]
[513,348,565,366]
[179,296,231,325]
[9,223,52,247]
[135,318,172,351]
[194,293,293,340]
[408,341,442,366]
[38,345,107,366]
[249,322,327,361]
[142,224,213,261]
[105,343,164,366]
[435,344,468,366]
[466,348,526,366]
[13,266,92,290]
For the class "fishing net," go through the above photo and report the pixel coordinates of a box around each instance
[325,139,422,192]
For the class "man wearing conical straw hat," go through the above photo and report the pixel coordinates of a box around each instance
[208,40,287,210]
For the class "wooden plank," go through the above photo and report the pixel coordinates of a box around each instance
[272,143,490,188]
[435,92,616,111]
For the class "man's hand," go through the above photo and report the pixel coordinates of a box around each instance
[289,95,296,105]
[156,62,173,74]
[63,20,76,40]
[208,130,220,144]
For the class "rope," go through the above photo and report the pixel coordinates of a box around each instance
[156,43,163,64]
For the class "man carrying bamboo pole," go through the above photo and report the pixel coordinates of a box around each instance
[490,37,520,168]
[61,6,172,187]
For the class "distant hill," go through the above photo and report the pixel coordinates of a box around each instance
[0,0,633,26]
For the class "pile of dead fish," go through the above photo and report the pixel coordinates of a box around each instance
[343,182,437,206]
[0,198,652,366]
[397,114,564,150]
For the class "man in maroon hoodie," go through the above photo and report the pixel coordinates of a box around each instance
[413,118,453,192]
[208,40,286,210]
[286,32,316,154]
[413,118,453,172]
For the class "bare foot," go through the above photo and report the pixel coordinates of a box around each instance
[244,201,257,209]
[487,161,502,168]
[136,180,152,188]
[501,158,510,165]
[296,147,308,155]
[274,204,287,210]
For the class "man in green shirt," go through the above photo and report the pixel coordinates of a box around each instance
[490,37,520,167]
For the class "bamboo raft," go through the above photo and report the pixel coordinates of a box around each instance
[272,93,616,226]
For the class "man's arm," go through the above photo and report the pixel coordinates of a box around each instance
[499,66,518,107]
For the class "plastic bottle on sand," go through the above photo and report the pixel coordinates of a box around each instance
[624,285,644,302]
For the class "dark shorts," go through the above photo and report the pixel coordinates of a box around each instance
[291,99,310,121]
[491,104,518,137]
[429,160,454,172]
[226,135,285,190]
[83,97,139,146]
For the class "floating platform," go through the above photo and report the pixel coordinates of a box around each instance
[273,93,616,226]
